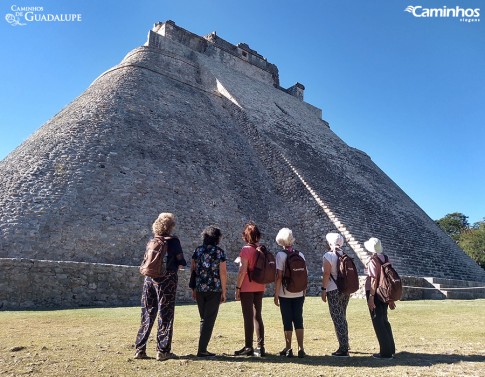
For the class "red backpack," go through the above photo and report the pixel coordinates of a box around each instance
[248,245,276,284]
[373,254,402,302]
[282,250,308,293]
[331,251,360,295]
[139,236,171,278]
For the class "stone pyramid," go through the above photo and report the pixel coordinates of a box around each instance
[1,20,484,284]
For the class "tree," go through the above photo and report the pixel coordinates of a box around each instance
[435,212,469,242]
[459,219,485,269]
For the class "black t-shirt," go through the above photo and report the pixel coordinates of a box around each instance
[165,236,187,271]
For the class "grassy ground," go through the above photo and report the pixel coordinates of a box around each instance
[1,298,484,377]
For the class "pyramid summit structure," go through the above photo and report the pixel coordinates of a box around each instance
[1,21,484,308]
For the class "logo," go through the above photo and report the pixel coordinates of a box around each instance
[5,5,82,26]
[405,5,480,22]
[5,13,25,26]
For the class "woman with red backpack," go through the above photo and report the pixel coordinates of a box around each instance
[273,227,307,358]
[233,222,266,357]
[321,232,351,357]
[364,237,396,360]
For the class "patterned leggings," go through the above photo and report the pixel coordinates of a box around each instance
[135,273,178,353]
[327,289,350,351]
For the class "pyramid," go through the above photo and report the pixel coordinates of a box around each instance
[1,20,484,287]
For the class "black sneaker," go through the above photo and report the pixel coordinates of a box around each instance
[331,349,349,357]
[372,353,393,359]
[197,351,216,357]
[234,347,253,356]
[253,347,265,357]
[298,349,306,358]
[134,350,148,359]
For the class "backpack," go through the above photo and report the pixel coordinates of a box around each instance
[330,251,360,295]
[373,254,402,302]
[139,236,170,278]
[282,250,308,293]
[248,245,276,284]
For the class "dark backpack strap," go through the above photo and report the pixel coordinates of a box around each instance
[330,250,341,283]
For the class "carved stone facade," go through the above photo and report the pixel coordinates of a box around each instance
[1,21,484,308]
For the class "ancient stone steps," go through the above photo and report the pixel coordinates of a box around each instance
[278,152,372,270]
[424,277,485,299]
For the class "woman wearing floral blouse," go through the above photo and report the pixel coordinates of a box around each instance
[191,225,227,357]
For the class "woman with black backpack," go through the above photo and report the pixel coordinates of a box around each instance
[190,225,227,358]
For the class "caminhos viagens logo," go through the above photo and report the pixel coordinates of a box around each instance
[405,5,480,22]
[5,4,82,26]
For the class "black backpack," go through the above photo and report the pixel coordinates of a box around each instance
[139,236,170,278]
[373,254,402,302]
[282,250,308,293]
[330,251,360,295]
[248,245,276,284]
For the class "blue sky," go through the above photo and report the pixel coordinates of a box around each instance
[1,0,484,224]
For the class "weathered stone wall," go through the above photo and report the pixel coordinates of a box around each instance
[1,20,484,310]
[0,257,428,310]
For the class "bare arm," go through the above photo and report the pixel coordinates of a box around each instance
[220,261,227,303]
[191,259,196,300]
[321,259,331,303]
[274,269,283,306]
[235,257,248,301]
[367,276,378,311]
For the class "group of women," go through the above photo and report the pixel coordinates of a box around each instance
[133,212,396,361]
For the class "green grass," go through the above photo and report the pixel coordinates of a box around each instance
[1,298,484,376]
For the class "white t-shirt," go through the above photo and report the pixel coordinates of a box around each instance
[323,250,343,292]
[276,250,306,298]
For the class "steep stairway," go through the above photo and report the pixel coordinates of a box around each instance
[423,277,485,299]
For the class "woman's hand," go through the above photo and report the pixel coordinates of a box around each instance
[221,292,227,303]
[389,300,396,310]
[274,295,279,307]
[192,289,196,301]
[235,289,241,301]
[321,290,327,303]
[367,295,376,311]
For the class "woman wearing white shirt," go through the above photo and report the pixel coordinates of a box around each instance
[273,228,307,358]
[321,232,350,357]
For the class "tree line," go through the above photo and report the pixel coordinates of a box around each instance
[436,212,485,270]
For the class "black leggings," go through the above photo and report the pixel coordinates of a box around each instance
[366,291,395,357]
[279,296,305,331]
[240,291,264,348]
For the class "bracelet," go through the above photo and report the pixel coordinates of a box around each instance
[321,287,326,291]
[369,294,374,297]
[236,287,241,290]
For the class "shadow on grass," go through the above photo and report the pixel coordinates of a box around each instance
[174,351,485,367]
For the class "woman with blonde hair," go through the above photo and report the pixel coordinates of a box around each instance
[274,227,307,358]
[134,213,187,361]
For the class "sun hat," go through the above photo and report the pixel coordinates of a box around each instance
[325,232,344,251]
[364,237,383,253]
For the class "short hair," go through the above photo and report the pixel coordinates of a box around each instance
[152,213,176,236]
[242,222,261,244]
[275,228,295,247]
[201,225,222,246]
